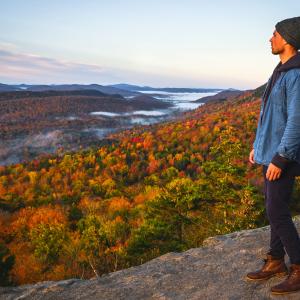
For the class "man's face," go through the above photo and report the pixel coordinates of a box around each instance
[269,30,287,54]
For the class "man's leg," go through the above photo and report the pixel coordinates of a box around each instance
[263,165,285,258]
[263,163,300,264]
[245,165,289,281]
[268,226,286,258]
[268,161,300,294]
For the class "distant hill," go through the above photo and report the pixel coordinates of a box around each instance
[109,83,223,93]
[195,89,244,104]
[128,94,172,109]
[0,82,225,95]
[0,89,173,139]
[0,89,110,101]
[0,84,139,98]
[0,83,20,92]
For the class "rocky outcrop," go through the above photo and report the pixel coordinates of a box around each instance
[2,216,300,300]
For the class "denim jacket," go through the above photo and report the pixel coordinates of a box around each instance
[253,66,300,167]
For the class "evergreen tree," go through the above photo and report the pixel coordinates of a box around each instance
[0,242,15,286]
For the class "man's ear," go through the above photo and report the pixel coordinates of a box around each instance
[282,36,288,45]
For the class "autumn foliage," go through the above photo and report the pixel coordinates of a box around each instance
[1,88,300,286]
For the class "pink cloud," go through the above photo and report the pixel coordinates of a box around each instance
[0,48,122,84]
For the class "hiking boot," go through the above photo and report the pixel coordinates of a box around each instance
[246,254,288,281]
[271,263,300,295]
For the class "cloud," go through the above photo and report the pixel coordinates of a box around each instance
[0,45,248,88]
[0,47,199,87]
[0,48,125,84]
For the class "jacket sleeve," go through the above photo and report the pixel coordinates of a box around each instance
[271,152,292,169]
[253,126,259,149]
[253,80,270,150]
[252,105,264,150]
[274,73,300,164]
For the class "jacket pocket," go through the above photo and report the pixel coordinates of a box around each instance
[270,86,286,106]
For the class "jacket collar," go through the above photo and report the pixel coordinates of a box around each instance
[276,52,300,72]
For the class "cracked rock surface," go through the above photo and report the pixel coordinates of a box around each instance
[2,216,300,300]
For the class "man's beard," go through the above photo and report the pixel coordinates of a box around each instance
[271,48,281,55]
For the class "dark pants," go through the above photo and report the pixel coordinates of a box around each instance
[263,161,300,264]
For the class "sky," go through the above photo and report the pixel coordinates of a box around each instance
[0,0,300,90]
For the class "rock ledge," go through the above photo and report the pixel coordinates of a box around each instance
[2,216,300,300]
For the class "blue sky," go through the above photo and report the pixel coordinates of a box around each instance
[0,0,299,89]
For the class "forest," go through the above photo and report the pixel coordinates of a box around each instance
[0,90,171,139]
[1,86,300,286]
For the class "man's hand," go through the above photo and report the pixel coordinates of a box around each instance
[249,149,255,164]
[266,163,282,181]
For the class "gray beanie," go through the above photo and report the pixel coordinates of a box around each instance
[275,17,300,50]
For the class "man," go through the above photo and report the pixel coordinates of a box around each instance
[246,16,300,295]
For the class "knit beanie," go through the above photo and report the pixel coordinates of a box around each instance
[275,17,300,50]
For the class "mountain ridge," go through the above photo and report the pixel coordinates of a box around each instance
[0,83,225,95]
[109,83,223,93]
[0,84,139,98]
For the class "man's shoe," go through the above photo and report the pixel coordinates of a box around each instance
[271,263,300,295]
[246,254,288,281]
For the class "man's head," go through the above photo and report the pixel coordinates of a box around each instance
[270,17,300,54]
[269,30,290,55]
